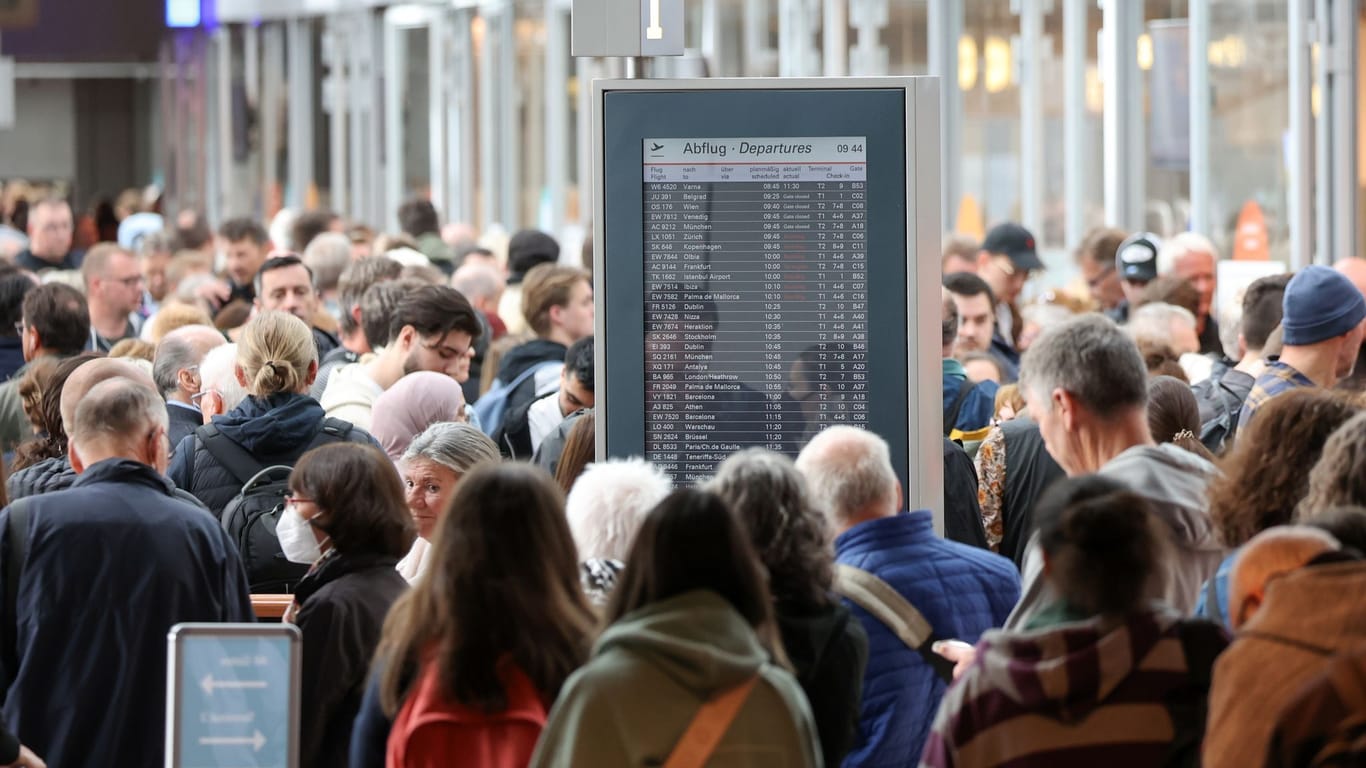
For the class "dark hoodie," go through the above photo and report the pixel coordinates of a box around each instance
[167,392,376,518]
[776,600,869,767]
[492,339,566,458]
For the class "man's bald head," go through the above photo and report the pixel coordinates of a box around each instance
[61,358,157,433]
[1230,525,1340,629]
[68,377,170,474]
[1335,257,1366,298]
[794,425,900,530]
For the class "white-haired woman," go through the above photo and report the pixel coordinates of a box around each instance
[396,421,500,581]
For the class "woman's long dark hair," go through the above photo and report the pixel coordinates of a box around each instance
[607,488,789,667]
[376,463,596,715]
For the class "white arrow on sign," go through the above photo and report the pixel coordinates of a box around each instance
[198,730,267,752]
[646,0,663,39]
[200,674,268,697]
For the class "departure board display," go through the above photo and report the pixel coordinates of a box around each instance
[642,137,869,482]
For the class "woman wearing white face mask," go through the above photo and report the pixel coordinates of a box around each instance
[281,442,415,768]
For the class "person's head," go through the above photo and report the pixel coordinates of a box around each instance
[144,301,215,344]
[59,357,156,439]
[607,488,781,661]
[1229,526,1340,629]
[137,231,174,303]
[1115,232,1161,304]
[372,372,469,461]
[711,448,834,610]
[152,324,225,406]
[564,457,672,564]
[336,256,402,351]
[81,243,145,317]
[522,263,593,345]
[290,209,340,252]
[108,338,155,364]
[0,270,35,343]
[1075,227,1127,310]
[1136,338,1188,382]
[400,422,500,539]
[197,342,248,421]
[795,425,900,532]
[1034,475,1171,617]
[450,262,506,315]
[25,198,73,260]
[1128,301,1200,357]
[1157,232,1217,320]
[1279,265,1366,385]
[235,311,318,397]
[975,222,1043,305]
[941,233,979,276]
[388,285,483,382]
[397,199,441,238]
[13,352,100,465]
[218,218,270,288]
[1017,302,1076,353]
[67,377,170,474]
[1308,506,1366,555]
[1019,314,1150,475]
[557,336,595,417]
[302,233,352,298]
[287,443,415,559]
[253,254,319,324]
[506,229,560,280]
[1209,389,1360,547]
[1239,273,1292,359]
[1137,275,1201,320]
[554,410,596,495]
[20,282,90,361]
[376,462,595,714]
[359,278,421,350]
[942,272,996,354]
[1146,375,1213,461]
[940,287,959,357]
[1298,411,1366,518]
[172,211,214,254]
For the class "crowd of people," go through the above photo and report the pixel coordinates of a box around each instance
[0,191,1362,768]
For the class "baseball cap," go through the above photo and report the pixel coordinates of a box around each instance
[981,222,1044,272]
[1116,232,1161,284]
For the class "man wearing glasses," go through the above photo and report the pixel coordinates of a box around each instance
[1074,227,1128,318]
[80,244,146,352]
[15,198,84,273]
[319,283,482,431]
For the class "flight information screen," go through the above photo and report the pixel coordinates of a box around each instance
[641,137,870,482]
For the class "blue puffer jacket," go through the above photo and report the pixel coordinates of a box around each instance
[836,511,1020,768]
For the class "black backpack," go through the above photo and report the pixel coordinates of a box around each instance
[197,418,356,593]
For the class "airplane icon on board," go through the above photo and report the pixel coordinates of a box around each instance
[651,142,664,152]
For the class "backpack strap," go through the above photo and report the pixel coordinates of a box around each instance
[195,423,267,486]
[313,417,355,445]
[944,377,977,437]
[3,498,31,689]
[661,676,760,768]
[833,563,955,682]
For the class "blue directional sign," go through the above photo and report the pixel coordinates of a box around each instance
[167,624,300,768]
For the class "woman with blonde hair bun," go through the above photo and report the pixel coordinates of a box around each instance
[168,310,379,529]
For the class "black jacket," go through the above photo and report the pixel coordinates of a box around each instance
[5,455,75,500]
[776,600,869,768]
[944,438,989,548]
[296,551,408,768]
[0,459,253,768]
[15,248,83,273]
[168,393,376,518]
[166,401,204,452]
[998,418,1066,566]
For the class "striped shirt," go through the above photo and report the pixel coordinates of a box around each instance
[1237,360,1316,427]
[919,607,1226,768]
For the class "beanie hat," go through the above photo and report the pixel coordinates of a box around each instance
[507,229,560,281]
[1282,265,1366,346]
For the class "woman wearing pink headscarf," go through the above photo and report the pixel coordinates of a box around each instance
[369,371,467,462]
